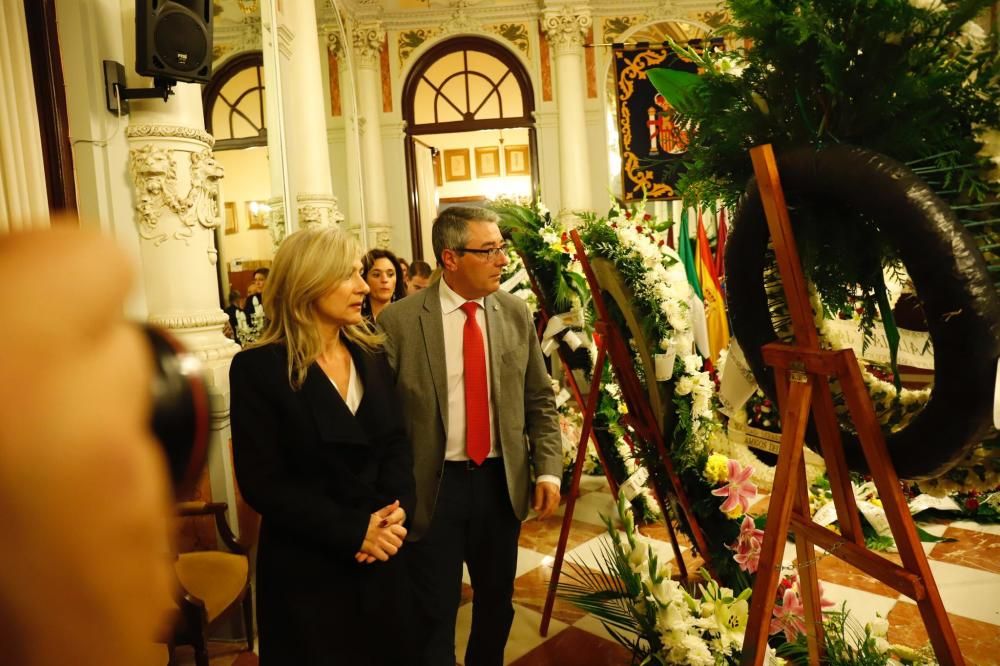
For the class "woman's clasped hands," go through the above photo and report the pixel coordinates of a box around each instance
[355,499,407,564]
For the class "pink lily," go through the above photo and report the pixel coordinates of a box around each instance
[732,515,765,574]
[769,587,807,642]
[711,459,757,515]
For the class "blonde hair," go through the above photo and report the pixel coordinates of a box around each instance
[252,227,383,390]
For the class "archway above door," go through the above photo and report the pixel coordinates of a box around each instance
[402,36,538,259]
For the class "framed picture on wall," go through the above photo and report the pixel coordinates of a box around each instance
[475,146,501,178]
[224,202,238,234]
[504,145,530,176]
[443,148,471,182]
[247,201,269,229]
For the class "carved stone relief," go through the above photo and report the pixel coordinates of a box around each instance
[128,145,225,245]
[373,228,392,249]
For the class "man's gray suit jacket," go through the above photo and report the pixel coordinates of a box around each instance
[379,281,563,541]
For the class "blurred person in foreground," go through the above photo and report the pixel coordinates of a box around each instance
[229,227,415,664]
[0,227,174,666]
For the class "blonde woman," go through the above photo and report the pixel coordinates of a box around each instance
[229,228,415,664]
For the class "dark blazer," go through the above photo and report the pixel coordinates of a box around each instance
[230,341,415,664]
[378,281,563,541]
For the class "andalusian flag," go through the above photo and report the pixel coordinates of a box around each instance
[677,209,710,358]
[696,211,730,363]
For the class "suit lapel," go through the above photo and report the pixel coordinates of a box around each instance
[483,292,504,412]
[301,358,368,446]
[419,283,449,432]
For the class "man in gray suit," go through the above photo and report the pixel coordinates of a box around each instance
[379,206,562,666]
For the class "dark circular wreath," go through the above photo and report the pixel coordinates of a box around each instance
[726,144,1000,479]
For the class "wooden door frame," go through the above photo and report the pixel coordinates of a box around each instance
[402,36,538,261]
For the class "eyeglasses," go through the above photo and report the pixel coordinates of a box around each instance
[455,245,509,261]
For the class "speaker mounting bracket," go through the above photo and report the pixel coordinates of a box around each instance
[103,60,176,116]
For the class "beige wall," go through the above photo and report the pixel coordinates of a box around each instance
[215,146,275,266]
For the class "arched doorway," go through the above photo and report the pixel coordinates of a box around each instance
[202,51,274,315]
[402,36,538,260]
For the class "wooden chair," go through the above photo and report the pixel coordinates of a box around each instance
[168,501,253,666]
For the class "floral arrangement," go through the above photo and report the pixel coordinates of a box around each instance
[653,0,1000,317]
[235,300,264,346]
[579,204,755,585]
[553,382,604,490]
[560,492,772,665]
[600,376,663,522]
[560,492,925,665]
[491,199,589,319]
[495,200,665,520]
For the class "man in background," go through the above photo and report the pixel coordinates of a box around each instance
[244,267,269,318]
[407,259,434,295]
[379,207,562,666]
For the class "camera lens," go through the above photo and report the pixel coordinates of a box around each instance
[141,325,210,498]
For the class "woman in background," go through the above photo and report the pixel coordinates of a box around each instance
[230,228,414,664]
[361,248,407,321]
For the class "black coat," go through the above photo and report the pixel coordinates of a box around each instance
[229,342,415,664]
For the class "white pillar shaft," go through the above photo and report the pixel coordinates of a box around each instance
[127,83,236,359]
[283,1,334,208]
[553,48,592,212]
[0,0,50,230]
[338,59,365,229]
[357,64,389,229]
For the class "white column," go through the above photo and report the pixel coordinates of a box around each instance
[126,82,242,524]
[0,0,50,230]
[285,1,342,231]
[543,6,593,215]
[263,1,343,248]
[328,29,365,239]
[352,20,392,249]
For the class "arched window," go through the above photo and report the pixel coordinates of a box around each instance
[404,37,534,134]
[203,51,266,150]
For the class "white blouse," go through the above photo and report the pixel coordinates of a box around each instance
[329,357,363,414]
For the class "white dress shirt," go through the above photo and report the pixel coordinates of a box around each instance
[328,356,363,415]
[440,277,498,461]
[439,279,561,490]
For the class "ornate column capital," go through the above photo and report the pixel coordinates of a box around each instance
[297,193,345,231]
[542,6,592,56]
[351,20,386,69]
[327,28,346,60]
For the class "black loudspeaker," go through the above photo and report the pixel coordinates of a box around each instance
[135,0,213,83]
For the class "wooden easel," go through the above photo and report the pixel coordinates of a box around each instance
[539,230,716,636]
[516,251,622,499]
[739,145,964,665]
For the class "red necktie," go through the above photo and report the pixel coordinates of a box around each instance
[460,302,490,465]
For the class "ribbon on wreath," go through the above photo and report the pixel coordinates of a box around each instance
[717,338,758,418]
[654,345,677,381]
[539,309,589,356]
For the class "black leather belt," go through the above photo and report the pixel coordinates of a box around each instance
[443,457,504,471]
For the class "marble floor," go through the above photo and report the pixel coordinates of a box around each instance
[177,475,1000,665]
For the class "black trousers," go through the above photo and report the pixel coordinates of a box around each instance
[405,458,521,666]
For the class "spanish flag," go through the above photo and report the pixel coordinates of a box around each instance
[696,211,730,363]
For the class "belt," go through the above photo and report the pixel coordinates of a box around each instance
[443,457,504,471]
